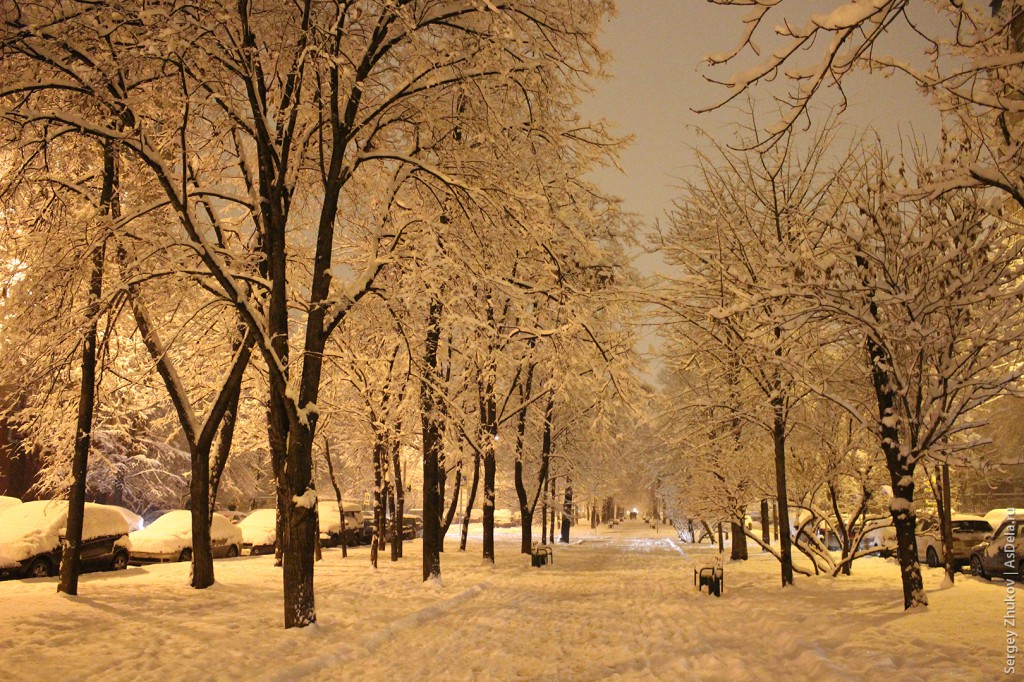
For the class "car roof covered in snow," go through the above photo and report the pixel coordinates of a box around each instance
[0,501,129,567]
[0,495,21,512]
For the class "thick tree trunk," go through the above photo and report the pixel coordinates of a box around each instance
[189,439,215,589]
[59,147,112,595]
[560,485,573,544]
[760,499,770,550]
[421,297,443,581]
[730,520,748,560]
[482,443,496,562]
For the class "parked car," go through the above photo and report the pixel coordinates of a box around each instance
[916,514,993,567]
[971,518,1024,580]
[218,509,248,525]
[319,500,365,547]
[0,495,22,513]
[110,505,145,532]
[141,508,176,528]
[984,508,1018,534]
[0,500,131,580]
[493,509,515,528]
[238,509,277,555]
[129,510,242,564]
[386,515,423,541]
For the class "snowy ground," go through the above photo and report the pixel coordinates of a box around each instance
[0,520,1012,681]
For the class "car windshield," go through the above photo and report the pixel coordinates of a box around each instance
[952,520,991,533]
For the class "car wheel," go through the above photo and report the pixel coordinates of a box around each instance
[25,557,52,578]
[110,551,129,571]
[179,548,193,563]
[250,546,260,556]
[971,555,988,579]
[226,545,239,558]
[926,547,939,568]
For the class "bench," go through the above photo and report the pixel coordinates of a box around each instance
[694,557,724,597]
[531,544,553,568]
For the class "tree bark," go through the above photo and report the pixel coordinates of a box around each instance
[859,280,926,607]
[730,520,748,560]
[560,484,573,544]
[390,431,404,561]
[440,461,462,552]
[421,296,443,581]
[460,451,480,551]
[760,499,770,550]
[772,393,794,587]
[59,143,113,596]
[940,463,955,584]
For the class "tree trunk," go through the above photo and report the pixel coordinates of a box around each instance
[323,439,347,558]
[760,499,770,550]
[370,432,385,568]
[772,393,794,587]
[58,145,112,596]
[391,432,404,561]
[460,451,480,551]
[209,331,251,514]
[730,520,748,560]
[440,462,462,552]
[420,296,443,581]
[940,463,955,584]
[560,484,573,543]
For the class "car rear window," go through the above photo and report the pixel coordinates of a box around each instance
[952,520,992,533]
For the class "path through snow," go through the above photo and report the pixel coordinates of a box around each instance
[0,520,1009,680]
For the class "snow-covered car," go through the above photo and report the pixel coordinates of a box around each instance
[916,514,992,567]
[0,495,22,512]
[319,500,364,547]
[493,509,515,528]
[238,508,277,555]
[984,508,1017,533]
[860,523,897,557]
[128,510,242,564]
[0,500,131,580]
[110,505,144,532]
[970,518,1024,580]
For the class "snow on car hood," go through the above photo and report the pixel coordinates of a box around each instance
[0,501,129,568]
[129,510,242,554]
[239,509,276,546]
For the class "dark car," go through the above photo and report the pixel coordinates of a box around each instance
[970,518,1024,580]
[0,501,131,580]
[385,515,423,541]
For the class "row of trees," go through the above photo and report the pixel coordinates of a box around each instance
[0,0,641,628]
[650,114,1024,608]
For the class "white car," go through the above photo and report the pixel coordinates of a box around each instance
[238,509,277,555]
[128,510,242,564]
[0,495,22,513]
[319,500,364,547]
[110,505,144,532]
[916,514,993,567]
[0,500,131,579]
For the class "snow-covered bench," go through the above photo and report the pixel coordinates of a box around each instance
[531,543,553,568]
[694,556,723,597]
